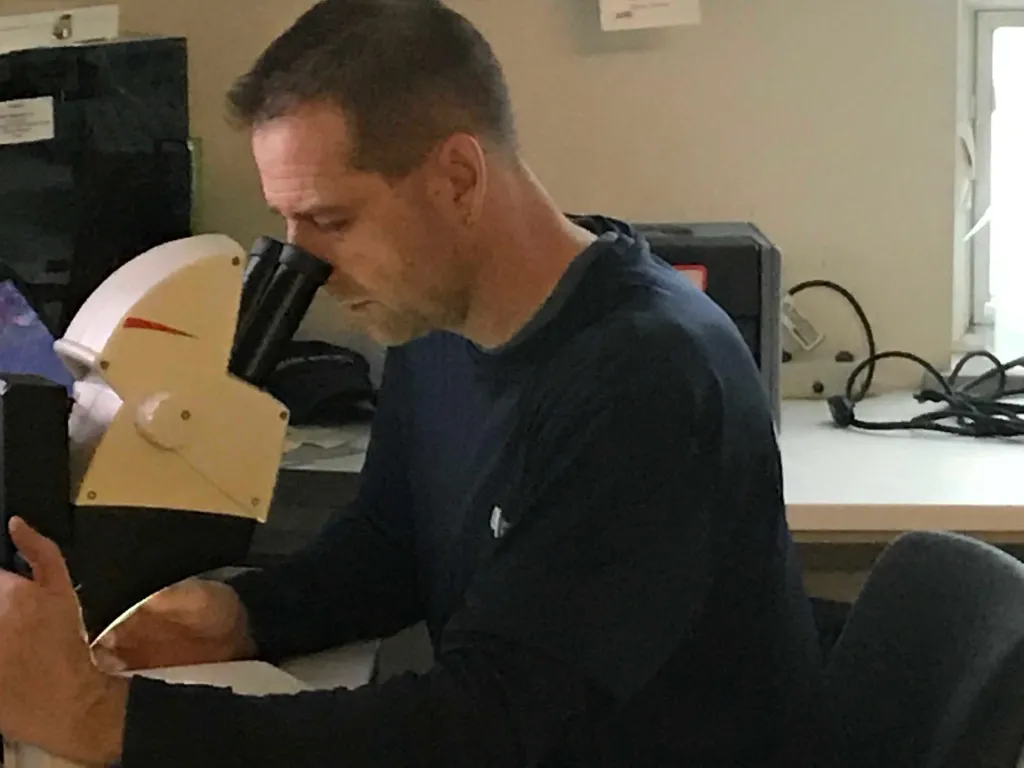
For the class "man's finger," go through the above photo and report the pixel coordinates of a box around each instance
[92,626,119,651]
[91,645,128,674]
[8,517,73,591]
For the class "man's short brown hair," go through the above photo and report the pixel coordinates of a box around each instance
[227,0,517,178]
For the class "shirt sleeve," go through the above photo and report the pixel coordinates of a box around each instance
[226,350,422,662]
[120,633,609,768]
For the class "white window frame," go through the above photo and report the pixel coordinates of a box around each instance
[971,8,1024,324]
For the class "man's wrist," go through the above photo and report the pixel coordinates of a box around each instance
[68,668,130,766]
[218,580,258,660]
[231,619,259,661]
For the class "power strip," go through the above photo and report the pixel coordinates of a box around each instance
[781,360,858,400]
[0,5,118,55]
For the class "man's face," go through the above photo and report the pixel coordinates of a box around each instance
[251,103,476,346]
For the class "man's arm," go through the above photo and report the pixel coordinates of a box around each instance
[120,637,608,768]
[115,346,735,767]
[225,351,422,661]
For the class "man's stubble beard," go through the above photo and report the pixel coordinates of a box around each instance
[352,241,477,346]
[397,246,476,342]
[359,281,468,347]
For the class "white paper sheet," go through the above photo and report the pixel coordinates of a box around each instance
[0,97,55,146]
[599,0,700,31]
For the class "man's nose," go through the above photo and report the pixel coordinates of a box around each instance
[285,221,310,250]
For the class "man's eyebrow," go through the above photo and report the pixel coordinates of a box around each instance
[269,204,352,219]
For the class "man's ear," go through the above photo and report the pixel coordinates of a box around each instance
[432,133,488,228]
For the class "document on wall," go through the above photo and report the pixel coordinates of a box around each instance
[599,0,700,31]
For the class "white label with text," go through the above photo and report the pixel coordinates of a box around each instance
[0,97,55,146]
[600,0,700,31]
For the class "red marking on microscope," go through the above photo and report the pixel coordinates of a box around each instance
[123,317,196,338]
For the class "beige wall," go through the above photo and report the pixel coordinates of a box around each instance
[10,0,966,595]
[463,0,962,390]
[8,0,963,385]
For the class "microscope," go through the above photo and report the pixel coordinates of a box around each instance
[0,233,332,640]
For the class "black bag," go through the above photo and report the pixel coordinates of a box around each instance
[263,340,377,427]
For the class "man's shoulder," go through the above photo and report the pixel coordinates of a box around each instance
[543,278,743,403]
[383,245,760,417]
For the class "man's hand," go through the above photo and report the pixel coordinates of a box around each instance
[0,517,128,765]
[91,575,257,673]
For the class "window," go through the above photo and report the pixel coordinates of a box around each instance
[970,9,1024,350]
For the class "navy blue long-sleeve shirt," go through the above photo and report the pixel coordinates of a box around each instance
[120,216,836,767]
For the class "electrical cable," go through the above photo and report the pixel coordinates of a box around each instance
[827,348,1024,438]
[787,279,877,401]
[788,279,1024,439]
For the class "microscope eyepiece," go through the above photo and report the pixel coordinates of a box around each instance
[235,236,283,337]
[279,242,334,283]
[229,239,333,387]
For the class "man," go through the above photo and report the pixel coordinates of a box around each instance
[0,1,836,765]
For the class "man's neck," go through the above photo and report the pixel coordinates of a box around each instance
[459,165,597,349]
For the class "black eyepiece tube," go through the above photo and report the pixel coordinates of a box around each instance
[228,243,333,386]
[235,236,284,338]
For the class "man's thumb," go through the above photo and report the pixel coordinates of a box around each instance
[8,516,73,590]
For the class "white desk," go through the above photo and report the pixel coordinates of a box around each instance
[278,641,378,690]
[130,641,379,693]
[780,394,1024,543]
[286,393,1024,545]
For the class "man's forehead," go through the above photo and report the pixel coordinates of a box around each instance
[260,167,387,226]
[251,104,355,168]
[252,115,368,216]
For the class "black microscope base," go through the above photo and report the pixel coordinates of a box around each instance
[69,505,255,640]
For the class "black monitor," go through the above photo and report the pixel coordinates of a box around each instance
[0,269,75,393]
[0,35,191,335]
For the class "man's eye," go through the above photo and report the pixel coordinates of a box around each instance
[315,220,348,233]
